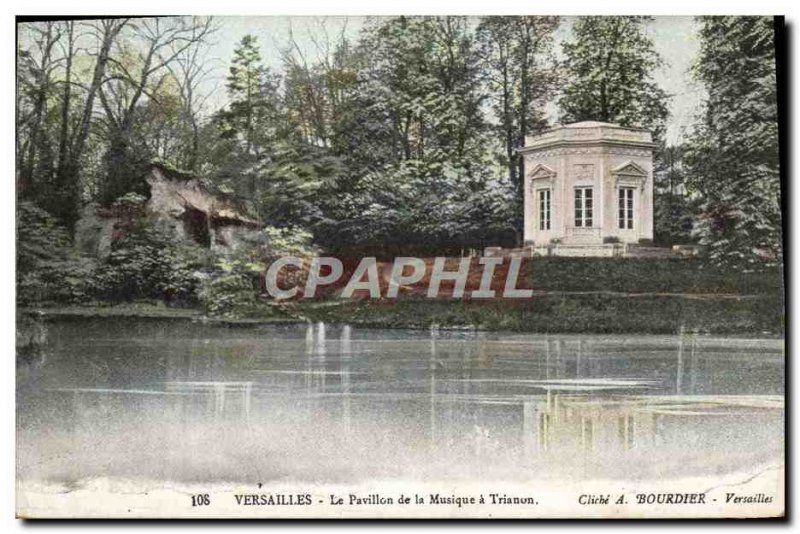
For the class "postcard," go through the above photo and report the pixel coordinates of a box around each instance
[15,14,785,519]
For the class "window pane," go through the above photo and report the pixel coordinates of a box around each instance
[539,189,551,231]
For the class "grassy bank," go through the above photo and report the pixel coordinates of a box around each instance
[526,257,782,294]
[24,291,784,336]
[289,293,784,335]
[294,257,785,334]
[21,258,785,335]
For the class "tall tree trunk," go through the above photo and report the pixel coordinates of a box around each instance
[70,21,124,175]
[516,38,530,205]
[55,20,125,228]
[20,23,57,198]
[55,22,74,189]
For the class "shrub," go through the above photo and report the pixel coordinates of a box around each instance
[264,225,315,259]
[93,218,206,304]
[18,256,97,305]
[198,271,257,316]
[17,202,72,274]
[603,236,621,244]
[112,192,147,213]
[16,201,96,305]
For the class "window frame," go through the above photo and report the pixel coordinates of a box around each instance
[538,188,551,231]
[618,187,635,230]
[574,187,594,228]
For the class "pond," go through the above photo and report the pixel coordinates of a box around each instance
[17,318,784,489]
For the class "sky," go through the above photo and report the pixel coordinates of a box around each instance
[642,16,705,143]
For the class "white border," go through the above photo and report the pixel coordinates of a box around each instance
[2,2,795,532]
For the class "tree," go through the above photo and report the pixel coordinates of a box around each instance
[224,35,281,157]
[351,17,487,168]
[684,16,781,268]
[208,34,284,211]
[559,16,669,143]
[281,19,359,150]
[98,17,214,205]
[166,25,221,172]
[476,16,559,231]
[653,145,698,245]
[55,19,128,228]
[16,19,130,229]
[16,21,60,200]
[313,16,500,249]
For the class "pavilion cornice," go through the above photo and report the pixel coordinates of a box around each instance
[518,138,657,154]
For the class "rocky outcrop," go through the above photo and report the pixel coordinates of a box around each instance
[74,163,265,257]
[74,203,122,258]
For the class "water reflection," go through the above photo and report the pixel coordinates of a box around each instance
[17,319,784,485]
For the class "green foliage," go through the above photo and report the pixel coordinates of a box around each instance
[354,17,488,168]
[317,160,516,249]
[559,16,670,143]
[654,192,698,246]
[653,145,698,245]
[256,140,342,228]
[297,293,783,335]
[198,271,256,316]
[196,224,314,317]
[99,133,152,206]
[16,201,96,305]
[476,16,560,223]
[198,247,263,317]
[527,257,781,295]
[223,35,283,156]
[684,16,781,269]
[264,226,315,259]
[17,201,72,274]
[93,219,206,304]
[113,192,148,211]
